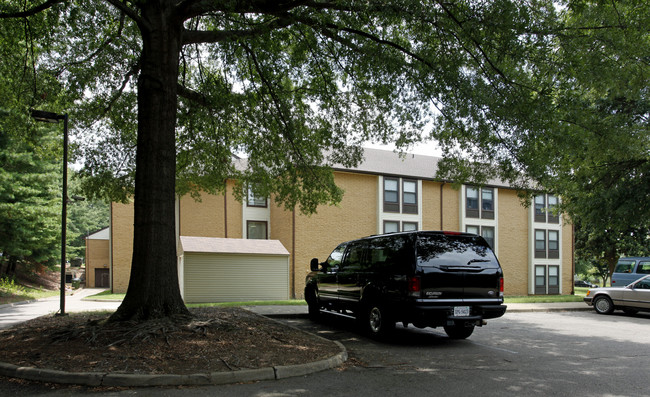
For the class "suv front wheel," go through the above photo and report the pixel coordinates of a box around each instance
[305,287,320,321]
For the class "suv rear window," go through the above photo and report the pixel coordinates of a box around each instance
[416,233,499,268]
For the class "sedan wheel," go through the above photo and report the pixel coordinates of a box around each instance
[593,296,614,315]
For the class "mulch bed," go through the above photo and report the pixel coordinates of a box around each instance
[0,307,340,375]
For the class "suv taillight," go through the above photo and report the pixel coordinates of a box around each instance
[499,277,504,297]
[408,276,421,297]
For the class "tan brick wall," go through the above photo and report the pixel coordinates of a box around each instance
[269,198,295,296]
[497,189,529,296]
[292,172,378,298]
[441,184,460,231]
[109,174,574,299]
[111,201,134,293]
[225,181,243,238]
[85,238,109,287]
[421,181,441,230]
[179,193,225,237]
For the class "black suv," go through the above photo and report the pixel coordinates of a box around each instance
[305,231,506,339]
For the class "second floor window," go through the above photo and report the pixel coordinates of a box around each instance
[535,194,559,223]
[383,177,418,214]
[535,229,546,258]
[384,178,399,212]
[402,179,417,214]
[466,186,494,219]
[466,187,480,218]
[247,188,267,207]
[548,230,559,259]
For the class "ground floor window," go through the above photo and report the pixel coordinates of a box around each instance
[466,225,495,249]
[384,221,418,233]
[535,265,559,295]
[247,220,268,239]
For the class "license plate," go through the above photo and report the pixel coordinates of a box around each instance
[454,306,470,317]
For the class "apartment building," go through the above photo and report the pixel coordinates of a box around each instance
[109,148,573,300]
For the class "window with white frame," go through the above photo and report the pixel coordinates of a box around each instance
[383,177,418,214]
[384,221,418,233]
[247,187,267,207]
[535,265,559,295]
[466,186,494,219]
[535,229,546,258]
[466,225,495,249]
[466,187,480,218]
[383,178,400,212]
[384,221,400,234]
[247,220,268,239]
[534,229,560,259]
[402,179,418,214]
[548,230,559,259]
[402,222,418,232]
[534,194,559,223]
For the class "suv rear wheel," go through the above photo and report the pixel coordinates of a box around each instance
[361,303,394,338]
[444,323,475,339]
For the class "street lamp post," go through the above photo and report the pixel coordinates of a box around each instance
[31,110,69,316]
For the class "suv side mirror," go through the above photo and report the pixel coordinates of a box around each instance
[310,258,319,271]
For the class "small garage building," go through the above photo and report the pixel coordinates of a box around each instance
[178,236,290,303]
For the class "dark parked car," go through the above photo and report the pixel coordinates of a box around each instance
[584,275,650,315]
[574,280,597,288]
[304,231,507,339]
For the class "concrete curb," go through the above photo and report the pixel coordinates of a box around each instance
[0,341,347,387]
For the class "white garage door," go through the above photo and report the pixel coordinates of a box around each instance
[184,252,289,303]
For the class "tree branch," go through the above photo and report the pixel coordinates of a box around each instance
[0,0,64,18]
[177,0,310,20]
[182,14,294,45]
[103,0,146,30]
[68,13,127,67]
[177,83,211,107]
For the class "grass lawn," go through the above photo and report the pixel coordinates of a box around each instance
[0,278,59,305]
[86,290,307,306]
[88,289,591,305]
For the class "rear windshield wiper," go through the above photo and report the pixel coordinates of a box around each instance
[467,259,490,265]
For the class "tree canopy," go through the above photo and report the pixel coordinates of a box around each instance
[2,0,647,319]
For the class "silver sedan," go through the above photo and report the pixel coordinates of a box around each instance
[584,275,650,315]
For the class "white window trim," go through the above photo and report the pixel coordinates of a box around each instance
[377,176,422,234]
[460,185,499,255]
[528,196,563,294]
[242,189,271,238]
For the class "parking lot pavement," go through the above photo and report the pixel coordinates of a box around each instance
[246,301,591,318]
[0,288,121,330]
[0,295,590,331]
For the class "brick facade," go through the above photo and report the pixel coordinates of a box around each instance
[109,149,574,297]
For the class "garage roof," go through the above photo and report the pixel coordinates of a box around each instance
[179,236,289,256]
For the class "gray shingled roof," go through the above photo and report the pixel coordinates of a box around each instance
[331,147,442,180]
[235,147,512,188]
[179,236,289,256]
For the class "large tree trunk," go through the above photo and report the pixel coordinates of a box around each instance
[110,3,190,322]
